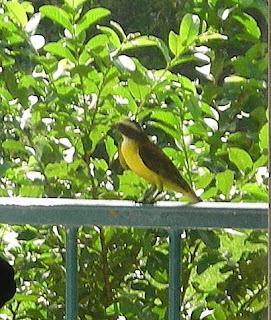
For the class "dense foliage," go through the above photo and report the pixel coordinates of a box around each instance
[0,0,268,319]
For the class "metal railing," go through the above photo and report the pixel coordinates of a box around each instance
[0,198,268,319]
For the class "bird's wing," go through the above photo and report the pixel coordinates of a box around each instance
[139,142,198,197]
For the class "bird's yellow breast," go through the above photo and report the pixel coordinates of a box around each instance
[120,137,162,190]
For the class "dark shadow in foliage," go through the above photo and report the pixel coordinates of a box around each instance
[0,257,16,308]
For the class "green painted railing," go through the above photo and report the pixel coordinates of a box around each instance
[0,198,268,319]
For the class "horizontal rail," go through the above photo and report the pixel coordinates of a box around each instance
[0,198,268,229]
[0,197,268,320]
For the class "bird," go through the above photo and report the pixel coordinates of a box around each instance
[113,119,201,203]
[0,257,16,308]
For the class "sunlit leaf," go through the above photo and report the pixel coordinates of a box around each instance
[198,32,228,43]
[110,20,126,41]
[21,1,34,14]
[44,42,77,64]
[127,78,149,100]
[105,135,117,163]
[229,147,253,172]
[97,25,121,48]
[259,123,268,151]
[64,0,88,9]
[2,140,26,153]
[216,169,234,198]
[45,162,68,179]
[196,167,214,189]
[40,5,73,32]
[241,184,268,201]
[122,36,171,63]
[179,13,200,45]
[233,12,261,40]
[6,2,28,27]
[76,8,110,36]
[169,30,179,56]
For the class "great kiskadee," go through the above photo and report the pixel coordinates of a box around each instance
[114,119,201,203]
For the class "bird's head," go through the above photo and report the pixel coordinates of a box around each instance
[113,120,147,141]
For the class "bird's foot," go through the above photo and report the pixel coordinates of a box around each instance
[139,189,165,204]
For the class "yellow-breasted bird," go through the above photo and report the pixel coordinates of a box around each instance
[114,119,201,203]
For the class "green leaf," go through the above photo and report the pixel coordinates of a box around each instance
[0,162,14,178]
[207,302,227,320]
[252,155,268,174]
[196,252,223,274]
[0,52,15,67]
[151,36,171,63]
[196,167,214,189]
[259,123,268,151]
[89,124,109,153]
[44,42,77,64]
[233,12,261,40]
[112,86,137,113]
[229,147,253,172]
[215,169,234,199]
[151,111,180,139]
[186,96,202,120]
[105,136,117,163]
[45,162,68,179]
[241,184,268,201]
[179,75,197,94]
[191,307,206,320]
[64,0,88,9]
[86,34,109,50]
[197,230,220,249]
[127,78,149,100]
[122,36,171,63]
[20,184,44,197]
[83,79,99,95]
[110,20,126,41]
[97,25,120,48]
[21,1,34,14]
[39,5,73,33]
[2,140,26,153]
[6,2,28,27]
[227,132,251,150]
[86,34,110,63]
[179,13,200,45]
[15,293,38,303]
[76,8,110,36]
[169,30,180,56]
[18,229,38,240]
[106,302,120,316]
[198,32,228,43]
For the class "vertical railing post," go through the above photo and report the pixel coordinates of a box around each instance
[168,228,181,320]
[65,227,78,320]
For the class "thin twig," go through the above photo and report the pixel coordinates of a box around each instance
[99,227,111,308]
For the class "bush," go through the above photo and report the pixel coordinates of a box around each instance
[0,0,267,319]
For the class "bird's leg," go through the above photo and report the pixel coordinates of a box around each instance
[152,190,167,202]
[140,187,166,204]
[140,186,156,204]
[149,180,164,202]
